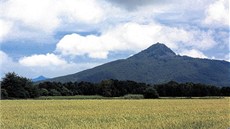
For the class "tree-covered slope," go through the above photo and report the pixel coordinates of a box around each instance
[48,43,230,86]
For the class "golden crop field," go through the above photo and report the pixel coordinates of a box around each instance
[1,99,230,129]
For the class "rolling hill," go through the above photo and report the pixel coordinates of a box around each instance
[47,43,230,86]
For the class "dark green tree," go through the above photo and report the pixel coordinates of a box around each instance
[221,87,230,96]
[39,88,49,96]
[143,87,159,99]
[1,72,39,98]
[98,80,114,97]
[49,89,61,96]
[1,89,8,99]
[60,86,73,96]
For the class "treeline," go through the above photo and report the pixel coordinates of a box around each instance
[155,81,230,97]
[1,73,39,99]
[36,80,230,98]
[1,72,230,99]
[38,80,149,97]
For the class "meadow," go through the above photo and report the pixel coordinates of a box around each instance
[1,98,229,129]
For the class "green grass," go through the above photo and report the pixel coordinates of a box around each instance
[37,95,108,100]
[1,98,229,129]
[37,94,144,100]
[37,95,224,100]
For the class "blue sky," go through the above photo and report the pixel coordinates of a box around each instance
[0,0,229,79]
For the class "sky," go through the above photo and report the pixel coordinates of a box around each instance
[0,0,229,79]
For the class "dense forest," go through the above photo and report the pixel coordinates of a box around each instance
[1,72,230,99]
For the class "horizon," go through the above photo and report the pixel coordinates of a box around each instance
[0,0,229,78]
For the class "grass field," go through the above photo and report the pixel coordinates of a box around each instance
[36,95,224,100]
[1,98,230,129]
[38,95,110,100]
[37,94,144,100]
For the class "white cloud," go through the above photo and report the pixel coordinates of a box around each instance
[19,53,68,67]
[0,50,19,77]
[0,0,105,42]
[1,0,59,32]
[0,0,224,45]
[58,0,104,24]
[56,22,218,59]
[1,0,229,78]
[181,49,207,58]
[204,0,229,27]
[56,34,109,59]
[0,20,12,42]
[224,54,230,62]
[0,51,38,79]
[0,0,216,42]
[185,30,217,50]
[0,51,102,78]
[0,51,11,65]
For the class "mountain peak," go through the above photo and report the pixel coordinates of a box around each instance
[131,43,176,59]
[145,43,176,57]
[48,42,230,86]
[32,75,48,82]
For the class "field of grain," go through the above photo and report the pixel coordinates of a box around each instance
[1,98,229,129]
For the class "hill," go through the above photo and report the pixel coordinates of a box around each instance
[47,43,230,86]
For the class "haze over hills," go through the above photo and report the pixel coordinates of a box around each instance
[47,43,230,86]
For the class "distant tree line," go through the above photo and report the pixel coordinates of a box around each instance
[154,81,229,97]
[1,72,230,99]
[33,80,151,97]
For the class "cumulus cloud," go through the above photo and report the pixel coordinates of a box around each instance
[0,51,38,78]
[59,0,104,24]
[225,54,230,62]
[19,53,68,67]
[181,49,207,58]
[0,51,11,65]
[56,34,109,59]
[1,0,229,78]
[0,51,101,78]
[1,0,59,32]
[56,22,217,59]
[0,0,217,42]
[0,0,225,44]
[0,50,19,77]
[204,0,229,27]
[0,20,12,42]
[0,0,105,41]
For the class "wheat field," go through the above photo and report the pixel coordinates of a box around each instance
[1,98,229,129]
